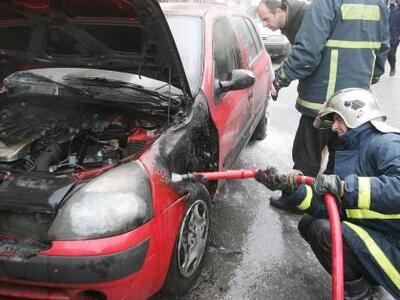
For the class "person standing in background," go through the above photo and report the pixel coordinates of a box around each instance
[388,0,400,76]
[258,0,308,45]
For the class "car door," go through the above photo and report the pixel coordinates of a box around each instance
[210,16,253,169]
[232,16,270,128]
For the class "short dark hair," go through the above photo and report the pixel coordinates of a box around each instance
[259,0,288,13]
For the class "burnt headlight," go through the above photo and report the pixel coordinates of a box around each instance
[48,161,152,240]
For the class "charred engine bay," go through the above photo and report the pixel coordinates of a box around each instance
[0,95,165,254]
[0,95,164,174]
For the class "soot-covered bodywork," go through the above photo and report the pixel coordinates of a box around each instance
[0,1,272,299]
[0,69,218,299]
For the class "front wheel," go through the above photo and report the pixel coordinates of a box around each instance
[162,184,211,295]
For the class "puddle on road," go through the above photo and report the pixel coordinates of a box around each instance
[224,197,285,300]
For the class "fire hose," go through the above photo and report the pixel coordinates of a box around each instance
[172,169,344,300]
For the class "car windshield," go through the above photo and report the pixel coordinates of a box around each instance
[165,15,202,94]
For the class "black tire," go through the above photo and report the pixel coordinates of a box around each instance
[162,184,211,295]
[251,104,268,141]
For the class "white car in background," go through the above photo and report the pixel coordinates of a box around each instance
[246,5,291,59]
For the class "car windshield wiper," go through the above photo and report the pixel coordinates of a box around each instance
[9,72,93,98]
[68,77,181,105]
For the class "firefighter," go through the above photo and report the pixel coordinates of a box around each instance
[256,88,400,299]
[258,0,390,212]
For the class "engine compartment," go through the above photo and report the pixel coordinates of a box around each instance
[0,96,162,176]
[0,95,166,253]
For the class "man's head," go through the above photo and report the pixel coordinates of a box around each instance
[258,0,288,31]
[313,88,386,135]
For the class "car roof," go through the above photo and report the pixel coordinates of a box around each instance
[160,3,244,17]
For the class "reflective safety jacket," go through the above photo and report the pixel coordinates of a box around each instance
[291,122,400,298]
[277,0,390,117]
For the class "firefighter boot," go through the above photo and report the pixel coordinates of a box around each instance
[344,277,373,300]
[269,191,302,214]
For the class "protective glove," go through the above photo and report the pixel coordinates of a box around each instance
[271,69,290,101]
[256,166,303,192]
[371,76,380,84]
[271,79,281,101]
[314,174,344,199]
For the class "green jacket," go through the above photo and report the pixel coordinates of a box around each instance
[278,0,390,117]
[281,0,309,44]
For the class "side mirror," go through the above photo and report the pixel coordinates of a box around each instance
[215,69,255,95]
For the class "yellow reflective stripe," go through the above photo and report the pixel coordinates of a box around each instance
[358,177,371,209]
[344,222,400,289]
[370,50,376,85]
[345,209,400,219]
[341,4,380,21]
[326,49,338,99]
[279,67,289,81]
[297,185,312,210]
[297,97,324,111]
[326,40,381,49]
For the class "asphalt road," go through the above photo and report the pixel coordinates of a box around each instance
[153,60,400,300]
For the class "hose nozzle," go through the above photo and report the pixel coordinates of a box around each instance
[171,173,195,184]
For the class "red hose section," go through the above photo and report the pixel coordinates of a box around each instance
[192,171,344,299]
[196,169,258,180]
[296,175,315,186]
[324,192,344,300]
[298,176,344,300]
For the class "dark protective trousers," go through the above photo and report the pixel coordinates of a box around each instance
[388,39,400,72]
[298,215,378,285]
[292,115,339,177]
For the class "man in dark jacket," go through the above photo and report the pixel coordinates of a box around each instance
[258,0,308,45]
[257,88,400,299]
[388,0,400,76]
[258,0,390,213]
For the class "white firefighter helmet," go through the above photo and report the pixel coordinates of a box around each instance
[313,88,386,129]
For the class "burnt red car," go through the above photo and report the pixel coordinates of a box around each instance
[0,1,273,299]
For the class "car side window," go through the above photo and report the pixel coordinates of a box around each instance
[244,18,262,54]
[213,17,242,82]
[232,16,262,65]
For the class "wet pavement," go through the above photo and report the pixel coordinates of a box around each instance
[152,61,400,300]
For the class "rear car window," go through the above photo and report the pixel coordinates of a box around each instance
[232,16,262,65]
[0,26,31,51]
[245,18,262,54]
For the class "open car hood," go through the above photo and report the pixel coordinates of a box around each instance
[0,0,191,97]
